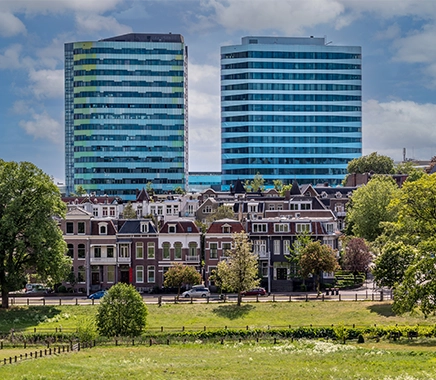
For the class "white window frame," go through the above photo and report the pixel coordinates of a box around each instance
[136,265,144,283]
[147,242,155,259]
[274,223,289,233]
[296,223,311,233]
[148,265,155,283]
[252,223,267,233]
[136,242,143,259]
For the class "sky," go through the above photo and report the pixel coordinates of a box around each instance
[2,0,436,183]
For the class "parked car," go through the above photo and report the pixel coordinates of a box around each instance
[182,285,210,298]
[241,287,267,296]
[88,290,107,300]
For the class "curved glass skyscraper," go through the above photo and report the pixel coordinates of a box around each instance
[221,36,361,189]
[65,33,188,199]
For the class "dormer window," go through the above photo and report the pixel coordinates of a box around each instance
[99,222,108,235]
[335,192,342,198]
[321,191,328,198]
[140,222,148,233]
[168,224,176,234]
[222,224,231,234]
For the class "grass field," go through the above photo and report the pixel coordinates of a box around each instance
[1,340,436,379]
[1,301,435,333]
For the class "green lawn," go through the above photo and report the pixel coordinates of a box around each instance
[1,340,436,379]
[0,301,434,334]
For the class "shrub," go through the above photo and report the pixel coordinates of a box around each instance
[57,285,67,293]
[357,334,365,343]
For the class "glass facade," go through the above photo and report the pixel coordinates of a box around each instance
[221,36,362,189]
[65,34,188,199]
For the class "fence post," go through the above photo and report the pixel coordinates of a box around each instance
[289,295,291,302]
[322,294,324,302]
[161,326,164,332]
[27,298,29,306]
[372,293,374,301]
[158,296,162,306]
[380,291,383,301]
[355,294,358,301]
[273,294,276,302]
[204,326,206,331]
[43,299,45,306]
[76,298,78,306]
[339,294,341,301]
[1,341,3,349]
[305,294,308,302]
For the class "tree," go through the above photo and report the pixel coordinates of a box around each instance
[173,186,185,195]
[279,183,293,197]
[299,241,339,293]
[395,161,425,182]
[372,241,416,289]
[342,237,372,282]
[392,239,436,317]
[122,201,137,219]
[273,179,283,193]
[346,152,395,175]
[244,172,265,192]
[163,263,202,298]
[206,205,235,223]
[0,160,70,308]
[215,231,260,306]
[96,283,148,337]
[346,175,399,241]
[75,185,87,196]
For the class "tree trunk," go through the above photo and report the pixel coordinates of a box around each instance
[237,292,242,306]
[2,287,9,309]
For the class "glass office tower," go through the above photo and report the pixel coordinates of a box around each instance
[221,36,361,189]
[65,33,188,199]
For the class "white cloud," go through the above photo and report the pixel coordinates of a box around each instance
[27,69,64,99]
[0,11,26,37]
[363,99,436,161]
[19,111,63,144]
[0,44,24,69]
[75,13,132,35]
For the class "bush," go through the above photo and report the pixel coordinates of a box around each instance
[96,283,148,337]
[57,285,67,293]
[357,334,365,343]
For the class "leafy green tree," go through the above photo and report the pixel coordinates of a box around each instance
[75,185,87,196]
[0,160,70,308]
[273,179,283,192]
[122,201,137,219]
[244,172,265,192]
[216,231,260,306]
[206,205,235,223]
[163,263,202,298]
[342,237,372,282]
[392,239,436,317]
[395,161,425,182]
[346,175,399,241]
[173,186,185,195]
[372,241,416,289]
[146,181,154,196]
[346,152,395,174]
[96,283,148,337]
[299,241,339,293]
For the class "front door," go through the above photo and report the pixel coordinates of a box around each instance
[91,272,100,285]
[277,267,287,280]
[120,271,129,284]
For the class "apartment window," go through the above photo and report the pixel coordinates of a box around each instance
[136,265,144,283]
[249,204,258,213]
[109,207,115,217]
[78,266,85,283]
[107,266,115,283]
[283,240,291,255]
[261,262,268,277]
[209,242,218,259]
[147,242,155,259]
[204,205,212,214]
[162,242,170,260]
[99,223,108,235]
[136,242,143,259]
[148,266,155,283]
[269,204,275,210]
[222,242,231,256]
[157,206,163,215]
[168,224,176,233]
[300,203,311,210]
[93,208,98,217]
[119,244,130,258]
[222,225,231,233]
[274,240,281,255]
[107,246,114,258]
[274,223,289,233]
[174,242,182,259]
[296,223,311,233]
[66,222,74,234]
[67,244,74,258]
[324,239,335,249]
[173,205,179,215]
[78,222,85,234]
[189,242,197,257]
[326,223,334,234]
[253,240,266,255]
[277,204,283,211]
[252,223,267,233]
[102,207,108,217]
[78,244,85,259]
[166,205,172,214]
[140,223,148,233]
[94,246,101,258]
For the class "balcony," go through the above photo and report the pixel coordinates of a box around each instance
[185,255,200,262]
[90,256,116,265]
[118,256,131,264]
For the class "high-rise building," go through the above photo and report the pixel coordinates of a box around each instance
[220,36,361,189]
[65,33,188,199]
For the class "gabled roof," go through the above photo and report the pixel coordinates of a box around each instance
[206,219,245,234]
[160,219,200,234]
[91,219,118,235]
[232,179,246,194]
[135,188,150,202]
[290,179,302,195]
[117,219,157,234]
[66,207,93,217]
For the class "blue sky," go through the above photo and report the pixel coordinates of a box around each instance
[1,0,436,183]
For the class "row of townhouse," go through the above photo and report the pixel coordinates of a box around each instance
[61,180,342,294]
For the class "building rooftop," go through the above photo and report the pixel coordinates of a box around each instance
[101,33,184,43]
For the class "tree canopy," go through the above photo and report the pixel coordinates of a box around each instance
[244,172,265,192]
[215,231,260,305]
[346,175,399,241]
[0,160,70,308]
[122,201,137,219]
[299,241,339,293]
[96,283,148,337]
[346,152,395,175]
[342,237,372,277]
[163,263,202,298]
[206,205,235,223]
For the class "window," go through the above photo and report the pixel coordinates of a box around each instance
[109,207,115,217]
[93,208,98,216]
[166,205,172,214]
[66,222,74,234]
[78,244,85,259]
[140,223,148,233]
[94,246,101,258]
[107,266,115,283]
[253,240,266,255]
[119,244,129,258]
[99,223,108,235]
[148,266,155,283]
[107,246,114,258]
[277,204,283,211]
[189,242,197,257]
[209,242,218,259]
[261,262,268,277]
[78,266,85,283]
[173,205,179,215]
[274,223,289,233]
[136,242,143,259]
[147,242,155,259]
[252,223,267,233]
[157,206,163,215]
[222,242,231,256]
[168,224,176,233]
[249,204,258,213]
[102,207,108,217]
[136,265,144,283]
[296,223,311,233]
[301,203,311,210]
[163,242,170,260]
[269,204,275,210]
[174,242,182,259]
[67,244,74,258]
[204,205,212,214]
[222,225,231,233]
[274,240,281,255]
[78,222,85,234]
[283,240,291,255]
[326,223,334,234]
[324,239,335,249]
